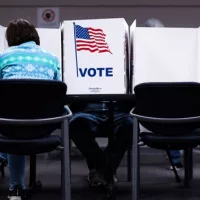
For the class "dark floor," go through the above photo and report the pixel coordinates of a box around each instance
[1,148,200,200]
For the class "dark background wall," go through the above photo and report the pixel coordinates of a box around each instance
[0,0,200,27]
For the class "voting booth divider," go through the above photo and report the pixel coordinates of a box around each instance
[131,23,200,93]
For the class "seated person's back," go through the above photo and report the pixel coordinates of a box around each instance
[0,20,60,80]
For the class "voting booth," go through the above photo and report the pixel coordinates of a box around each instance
[0,26,62,79]
[62,18,129,95]
[131,21,200,93]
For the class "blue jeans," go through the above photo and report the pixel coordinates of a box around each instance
[169,150,181,164]
[70,112,133,174]
[0,153,25,189]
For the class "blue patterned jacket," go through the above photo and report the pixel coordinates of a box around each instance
[0,41,61,80]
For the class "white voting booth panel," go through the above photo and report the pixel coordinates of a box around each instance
[196,28,200,77]
[0,26,6,52]
[36,28,62,64]
[0,26,62,79]
[131,22,198,93]
[62,18,129,95]
[36,28,62,78]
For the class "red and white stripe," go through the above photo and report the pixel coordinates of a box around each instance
[76,27,112,54]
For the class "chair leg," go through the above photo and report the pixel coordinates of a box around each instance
[166,150,181,183]
[127,148,132,182]
[29,155,36,186]
[132,118,139,200]
[25,155,42,199]
[188,148,193,180]
[184,148,193,187]
[61,120,71,200]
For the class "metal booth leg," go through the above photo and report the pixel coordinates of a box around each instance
[61,119,71,200]
[106,101,116,200]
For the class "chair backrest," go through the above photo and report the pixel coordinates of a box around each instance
[134,82,200,135]
[0,79,67,139]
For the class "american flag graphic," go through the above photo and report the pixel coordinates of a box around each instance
[75,24,112,54]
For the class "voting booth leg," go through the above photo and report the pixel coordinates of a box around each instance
[26,155,42,199]
[132,118,139,200]
[61,120,71,200]
[106,101,116,199]
[107,101,114,182]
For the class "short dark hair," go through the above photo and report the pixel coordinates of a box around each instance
[6,19,40,47]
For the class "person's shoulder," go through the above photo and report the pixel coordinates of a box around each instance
[38,46,59,60]
[1,46,18,56]
[0,47,16,66]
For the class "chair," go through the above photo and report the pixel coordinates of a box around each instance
[130,82,200,200]
[0,79,72,200]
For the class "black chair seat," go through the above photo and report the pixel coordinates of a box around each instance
[140,130,200,149]
[0,135,61,155]
[0,80,71,200]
